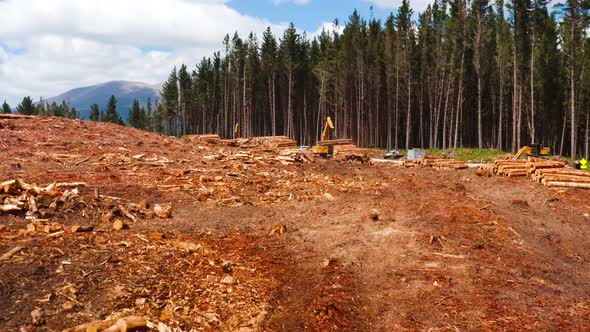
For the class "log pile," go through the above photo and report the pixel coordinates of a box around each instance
[317,138,353,146]
[402,156,467,170]
[477,157,590,189]
[239,136,298,149]
[532,168,590,188]
[492,160,528,177]
[481,159,566,177]
[432,159,468,170]
[526,159,565,174]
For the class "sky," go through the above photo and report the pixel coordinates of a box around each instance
[0,0,441,106]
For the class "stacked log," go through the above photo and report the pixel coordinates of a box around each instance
[402,157,467,170]
[415,156,442,167]
[492,160,528,177]
[402,159,420,168]
[240,136,298,149]
[532,168,590,188]
[526,159,565,174]
[317,139,353,146]
[332,144,380,160]
[478,157,590,189]
[432,159,468,170]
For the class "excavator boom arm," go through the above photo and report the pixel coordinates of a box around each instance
[321,116,334,141]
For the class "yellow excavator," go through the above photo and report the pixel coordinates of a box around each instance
[311,116,334,157]
[514,143,551,160]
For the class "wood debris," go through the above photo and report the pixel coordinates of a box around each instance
[0,246,23,260]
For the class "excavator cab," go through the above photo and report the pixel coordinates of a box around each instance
[514,144,551,160]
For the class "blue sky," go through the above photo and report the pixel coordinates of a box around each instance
[229,0,400,32]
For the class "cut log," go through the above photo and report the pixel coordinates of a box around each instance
[541,175,590,184]
[71,225,94,233]
[0,246,23,260]
[535,169,590,177]
[103,316,148,332]
[62,319,117,332]
[317,139,353,146]
[0,204,23,213]
[118,204,137,222]
[113,219,127,230]
[545,181,590,188]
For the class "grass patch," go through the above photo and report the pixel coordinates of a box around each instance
[390,148,510,162]
[426,148,509,162]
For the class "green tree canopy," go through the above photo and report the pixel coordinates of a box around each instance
[1,100,11,114]
[17,96,35,115]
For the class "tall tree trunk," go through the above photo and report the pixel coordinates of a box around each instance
[498,66,504,150]
[477,74,483,148]
[405,50,412,150]
[287,64,293,138]
[571,20,577,158]
[512,23,519,153]
[395,42,400,149]
[530,32,536,143]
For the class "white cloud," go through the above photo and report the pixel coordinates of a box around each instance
[0,0,286,105]
[312,21,345,38]
[272,0,311,5]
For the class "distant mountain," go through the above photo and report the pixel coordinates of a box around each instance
[43,81,162,121]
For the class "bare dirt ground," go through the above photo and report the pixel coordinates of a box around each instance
[1,115,590,331]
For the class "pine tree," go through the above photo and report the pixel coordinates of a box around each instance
[161,68,179,135]
[103,95,121,124]
[35,98,46,116]
[280,23,301,138]
[261,27,279,136]
[89,104,100,121]
[177,64,192,135]
[558,0,590,158]
[1,100,11,114]
[69,107,78,119]
[145,97,153,131]
[471,0,491,148]
[17,96,35,115]
[128,99,141,128]
[397,0,414,150]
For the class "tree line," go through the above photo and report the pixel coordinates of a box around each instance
[154,0,590,157]
[3,95,165,131]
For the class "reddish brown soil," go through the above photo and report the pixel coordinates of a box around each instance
[1,115,590,331]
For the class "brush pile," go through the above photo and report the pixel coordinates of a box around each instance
[0,179,86,220]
